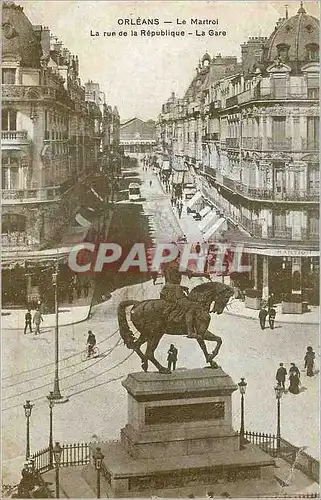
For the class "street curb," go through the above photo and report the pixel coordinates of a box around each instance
[1,311,91,331]
[224,310,319,326]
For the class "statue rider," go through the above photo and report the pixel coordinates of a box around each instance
[159,264,199,339]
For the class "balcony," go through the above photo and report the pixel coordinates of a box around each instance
[301,138,319,151]
[225,95,238,108]
[216,176,319,202]
[267,138,292,150]
[225,138,240,149]
[234,85,319,105]
[2,85,75,109]
[202,133,219,143]
[242,137,263,150]
[2,187,61,204]
[1,232,39,249]
[1,130,30,145]
[204,166,217,179]
[268,227,293,240]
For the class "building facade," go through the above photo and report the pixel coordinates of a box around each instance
[120,117,156,160]
[158,4,319,304]
[1,1,121,306]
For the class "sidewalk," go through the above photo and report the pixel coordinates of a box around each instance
[1,304,91,330]
[155,175,319,327]
[39,457,319,498]
[225,299,319,325]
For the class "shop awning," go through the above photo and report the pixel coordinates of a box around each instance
[203,217,227,241]
[199,211,218,232]
[199,205,211,218]
[186,191,202,209]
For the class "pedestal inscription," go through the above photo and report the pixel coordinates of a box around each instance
[145,401,225,425]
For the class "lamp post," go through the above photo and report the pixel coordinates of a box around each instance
[53,441,62,498]
[274,384,283,456]
[92,447,105,498]
[47,391,55,468]
[52,258,62,400]
[23,400,34,459]
[238,378,247,450]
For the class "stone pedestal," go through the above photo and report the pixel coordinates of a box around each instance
[83,368,278,497]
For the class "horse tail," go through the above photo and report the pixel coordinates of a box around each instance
[117,300,140,348]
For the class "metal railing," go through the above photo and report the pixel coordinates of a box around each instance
[301,138,319,151]
[31,442,90,473]
[243,431,319,484]
[267,137,292,150]
[225,137,240,148]
[1,130,28,141]
[242,137,263,150]
[2,187,61,202]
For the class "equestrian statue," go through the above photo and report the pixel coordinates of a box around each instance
[117,264,234,374]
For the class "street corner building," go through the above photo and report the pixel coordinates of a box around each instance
[158,3,320,311]
[1,1,123,308]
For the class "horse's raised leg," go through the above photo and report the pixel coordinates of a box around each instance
[197,338,211,364]
[133,334,149,371]
[203,330,222,361]
[145,335,170,374]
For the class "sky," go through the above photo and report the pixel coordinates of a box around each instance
[18,0,319,122]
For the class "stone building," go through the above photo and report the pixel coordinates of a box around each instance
[1,2,120,305]
[120,117,156,160]
[158,3,319,305]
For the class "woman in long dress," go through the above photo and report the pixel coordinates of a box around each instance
[288,372,300,394]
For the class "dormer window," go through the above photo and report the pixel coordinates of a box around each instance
[276,43,290,62]
[306,44,319,62]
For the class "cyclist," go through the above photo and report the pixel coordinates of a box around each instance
[86,330,96,357]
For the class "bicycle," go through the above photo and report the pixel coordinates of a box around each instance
[81,345,100,361]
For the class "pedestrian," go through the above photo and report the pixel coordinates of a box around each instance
[76,279,82,299]
[83,279,90,298]
[167,343,178,371]
[304,346,315,377]
[258,307,268,330]
[24,308,32,334]
[33,309,43,335]
[268,306,276,329]
[149,180,152,187]
[195,241,201,254]
[288,370,300,394]
[267,293,275,308]
[276,363,287,389]
[151,271,158,285]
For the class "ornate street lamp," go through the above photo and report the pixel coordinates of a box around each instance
[92,447,105,498]
[274,384,283,456]
[238,378,247,450]
[23,400,34,459]
[47,391,55,467]
[53,441,63,498]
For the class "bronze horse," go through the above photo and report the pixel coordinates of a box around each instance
[117,281,234,373]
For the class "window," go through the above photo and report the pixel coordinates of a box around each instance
[272,77,287,98]
[306,44,319,62]
[2,68,16,85]
[307,74,319,99]
[307,117,319,149]
[276,43,290,62]
[2,109,17,131]
[308,210,319,237]
[272,117,286,142]
[308,163,319,194]
[274,211,286,232]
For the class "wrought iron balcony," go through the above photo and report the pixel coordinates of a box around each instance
[2,85,75,109]
[225,137,240,149]
[202,133,219,143]
[2,187,61,203]
[242,137,263,150]
[1,130,29,144]
[225,95,238,108]
[301,138,319,151]
[267,138,292,150]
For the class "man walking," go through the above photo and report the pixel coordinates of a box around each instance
[268,306,276,329]
[167,344,178,371]
[258,307,268,330]
[33,309,43,335]
[276,363,287,389]
[24,308,32,334]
